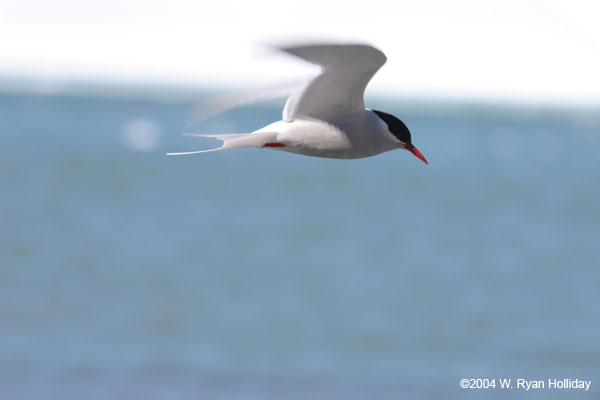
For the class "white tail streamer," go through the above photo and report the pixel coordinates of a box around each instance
[166,131,279,156]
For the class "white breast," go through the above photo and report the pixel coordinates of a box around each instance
[257,110,401,159]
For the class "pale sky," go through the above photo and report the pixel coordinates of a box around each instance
[1,0,600,103]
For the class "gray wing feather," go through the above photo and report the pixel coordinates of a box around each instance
[280,44,387,121]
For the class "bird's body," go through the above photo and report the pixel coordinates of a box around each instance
[168,43,428,164]
[255,110,398,159]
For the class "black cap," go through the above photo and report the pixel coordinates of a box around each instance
[372,109,411,144]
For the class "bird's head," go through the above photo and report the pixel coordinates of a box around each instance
[372,110,428,164]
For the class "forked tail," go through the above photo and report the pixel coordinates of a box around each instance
[166,131,279,156]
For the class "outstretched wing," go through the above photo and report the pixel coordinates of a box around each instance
[280,44,387,121]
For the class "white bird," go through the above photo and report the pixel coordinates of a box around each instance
[168,43,428,164]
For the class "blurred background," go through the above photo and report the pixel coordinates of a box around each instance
[1,1,599,399]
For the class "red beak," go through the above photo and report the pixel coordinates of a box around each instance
[404,144,428,164]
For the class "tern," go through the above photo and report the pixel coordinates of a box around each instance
[168,43,428,164]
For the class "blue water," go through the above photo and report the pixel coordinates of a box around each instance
[1,92,599,399]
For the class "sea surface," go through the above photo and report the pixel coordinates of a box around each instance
[1,91,599,399]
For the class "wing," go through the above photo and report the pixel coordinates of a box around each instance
[280,43,387,121]
[185,79,301,127]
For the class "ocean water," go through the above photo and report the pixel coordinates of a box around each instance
[1,92,599,399]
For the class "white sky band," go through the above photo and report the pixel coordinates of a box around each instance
[1,0,599,104]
